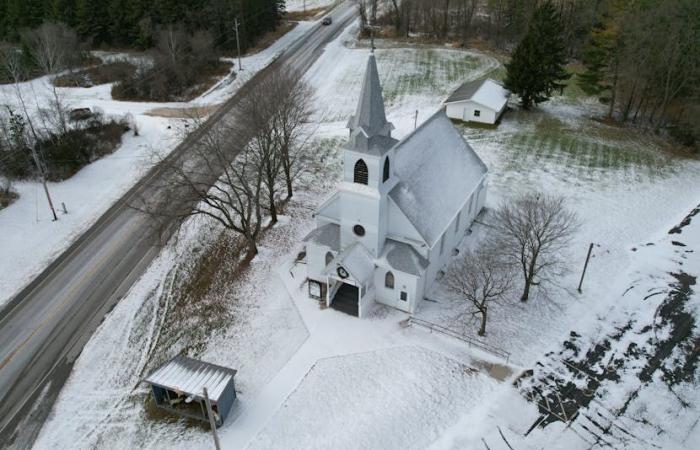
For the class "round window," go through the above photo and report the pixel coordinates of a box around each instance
[337,266,349,279]
[353,225,366,236]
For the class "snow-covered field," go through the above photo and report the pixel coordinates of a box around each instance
[30,18,700,450]
[0,21,315,308]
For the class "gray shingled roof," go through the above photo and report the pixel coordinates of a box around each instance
[347,54,393,141]
[389,109,488,247]
[382,239,429,276]
[444,78,509,111]
[303,223,340,251]
[444,78,485,104]
[144,355,236,403]
[346,133,398,156]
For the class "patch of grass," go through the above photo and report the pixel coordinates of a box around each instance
[377,48,482,104]
[286,7,326,21]
[460,105,685,184]
[0,188,18,209]
[112,59,232,102]
[53,61,136,88]
[239,21,297,56]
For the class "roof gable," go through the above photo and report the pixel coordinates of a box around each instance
[389,110,487,246]
[444,78,508,111]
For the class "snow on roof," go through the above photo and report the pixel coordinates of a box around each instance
[347,54,393,138]
[380,239,429,276]
[144,355,236,403]
[347,133,399,156]
[444,78,508,111]
[303,223,340,251]
[326,242,374,284]
[389,110,487,247]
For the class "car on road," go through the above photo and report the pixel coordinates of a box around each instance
[322,17,332,25]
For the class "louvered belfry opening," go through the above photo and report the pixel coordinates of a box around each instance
[354,159,368,184]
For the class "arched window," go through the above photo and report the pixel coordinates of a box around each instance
[354,159,368,185]
[382,157,390,182]
[385,271,395,289]
[325,251,333,266]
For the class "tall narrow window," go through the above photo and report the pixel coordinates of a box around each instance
[383,157,390,182]
[455,211,461,234]
[325,251,333,266]
[440,234,445,255]
[354,159,368,185]
[385,271,395,289]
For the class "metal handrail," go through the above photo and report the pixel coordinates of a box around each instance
[407,317,511,363]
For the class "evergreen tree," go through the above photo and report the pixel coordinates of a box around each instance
[504,0,570,109]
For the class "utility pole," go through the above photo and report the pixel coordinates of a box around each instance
[203,388,221,450]
[577,243,594,293]
[234,18,243,71]
[30,146,58,221]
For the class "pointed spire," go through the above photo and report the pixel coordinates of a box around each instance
[348,54,391,139]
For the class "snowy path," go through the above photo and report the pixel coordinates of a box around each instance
[220,255,514,449]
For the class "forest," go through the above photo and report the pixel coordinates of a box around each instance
[369,0,699,148]
[0,0,285,50]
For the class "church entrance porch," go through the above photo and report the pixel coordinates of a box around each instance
[330,283,359,317]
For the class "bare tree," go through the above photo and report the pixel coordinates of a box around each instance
[237,74,284,224]
[0,42,59,220]
[138,117,265,258]
[444,249,513,336]
[490,194,580,302]
[270,70,315,199]
[23,22,80,134]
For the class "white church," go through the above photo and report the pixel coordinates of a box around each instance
[303,53,488,317]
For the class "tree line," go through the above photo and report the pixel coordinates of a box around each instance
[0,0,285,51]
[370,0,597,55]
[578,0,699,142]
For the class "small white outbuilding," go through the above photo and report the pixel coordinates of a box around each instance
[443,78,509,125]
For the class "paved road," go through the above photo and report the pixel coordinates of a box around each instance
[0,4,357,448]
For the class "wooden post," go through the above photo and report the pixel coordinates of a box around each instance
[577,243,594,293]
[203,388,221,450]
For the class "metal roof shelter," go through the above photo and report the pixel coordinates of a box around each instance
[144,355,237,427]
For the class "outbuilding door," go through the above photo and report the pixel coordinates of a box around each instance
[331,283,359,317]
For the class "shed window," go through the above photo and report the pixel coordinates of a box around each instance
[400,291,408,301]
[354,159,368,185]
[385,271,395,289]
[325,251,333,266]
[474,110,481,117]
[382,157,390,182]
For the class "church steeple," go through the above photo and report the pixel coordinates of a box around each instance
[348,54,393,139]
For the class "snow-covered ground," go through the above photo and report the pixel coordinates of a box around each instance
[31,17,700,450]
[435,205,700,449]
[0,21,315,308]
[286,0,337,12]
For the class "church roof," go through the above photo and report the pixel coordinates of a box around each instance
[346,134,398,157]
[303,223,340,251]
[380,239,429,276]
[389,109,488,247]
[347,54,393,140]
[325,242,374,284]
